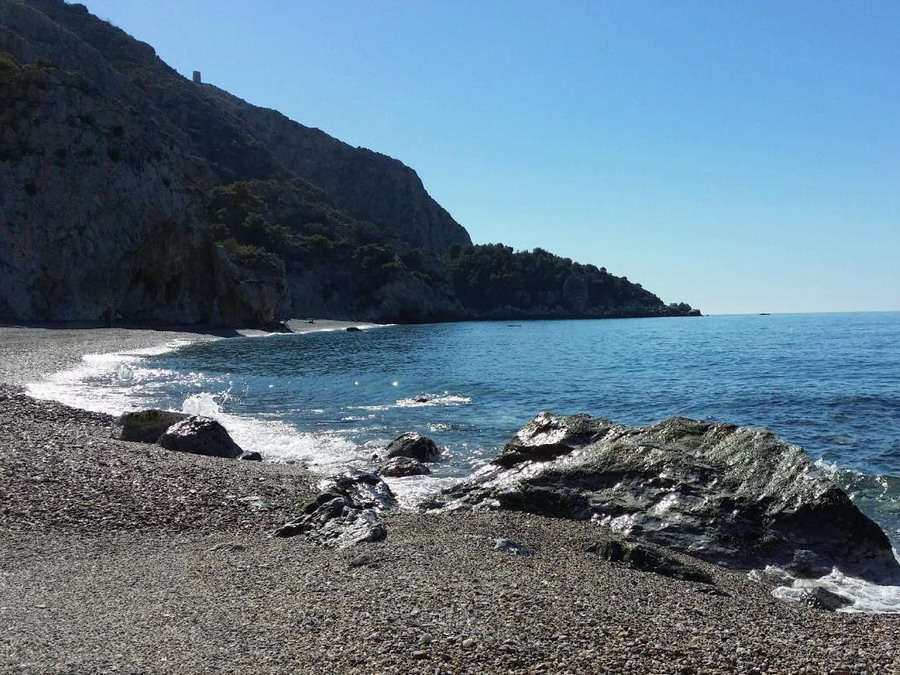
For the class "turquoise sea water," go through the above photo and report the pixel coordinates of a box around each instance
[34,312,900,541]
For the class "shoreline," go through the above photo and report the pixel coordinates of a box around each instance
[0,319,383,387]
[2,325,900,672]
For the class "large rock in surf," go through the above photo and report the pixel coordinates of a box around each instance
[379,456,432,477]
[116,409,189,443]
[273,469,394,547]
[384,432,441,462]
[424,412,900,583]
[157,416,243,459]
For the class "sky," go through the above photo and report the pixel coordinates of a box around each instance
[80,0,899,315]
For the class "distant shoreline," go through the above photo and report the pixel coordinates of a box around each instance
[0,319,382,387]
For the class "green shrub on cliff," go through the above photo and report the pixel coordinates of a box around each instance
[0,51,21,79]
[446,244,695,317]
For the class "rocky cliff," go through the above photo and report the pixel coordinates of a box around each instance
[201,85,472,256]
[0,0,697,325]
[0,2,277,323]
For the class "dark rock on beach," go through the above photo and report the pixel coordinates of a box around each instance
[325,469,396,512]
[157,416,244,459]
[379,456,431,477]
[426,412,900,583]
[116,409,189,443]
[384,432,441,462]
[273,469,393,547]
[239,451,263,461]
[586,537,714,585]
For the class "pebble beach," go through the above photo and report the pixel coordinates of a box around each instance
[2,325,900,674]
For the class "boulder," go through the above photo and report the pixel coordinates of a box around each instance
[157,416,243,459]
[424,412,900,584]
[384,432,441,462]
[117,409,189,443]
[273,469,394,547]
[238,451,262,461]
[379,456,431,477]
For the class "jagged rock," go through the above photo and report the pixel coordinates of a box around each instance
[384,432,441,462]
[156,416,243,459]
[238,451,262,461]
[379,456,431,477]
[425,412,900,583]
[322,469,396,511]
[586,537,714,584]
[273,470,394,547]
[116,409,188,443]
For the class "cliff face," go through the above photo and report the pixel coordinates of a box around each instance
[0,0,697,325]
[200,86,472,255]
[0,2,275,323]
[0,0,465,323]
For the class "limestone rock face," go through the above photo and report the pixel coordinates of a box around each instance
[426,412,900,583]
[198,85,473,256]
[0,0,462,324]
[0,0,283,323]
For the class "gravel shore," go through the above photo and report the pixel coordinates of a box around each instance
[1,326,899,674]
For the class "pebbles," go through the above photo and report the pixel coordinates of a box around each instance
[2,327,900,673]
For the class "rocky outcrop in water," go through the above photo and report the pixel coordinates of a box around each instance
[384,432,442,463]
[424,412,900,584]
[157,416,244,459]
[379,456,431,477]
[273,469,394,548]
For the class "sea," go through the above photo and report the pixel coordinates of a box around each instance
[28,312,900,612]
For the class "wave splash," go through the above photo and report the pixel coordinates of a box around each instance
[751,561,900,614]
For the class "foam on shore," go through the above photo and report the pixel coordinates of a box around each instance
[22,324,447,505]
[751,563,900,614]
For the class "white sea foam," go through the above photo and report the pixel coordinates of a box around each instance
[396,393,473,407]
[752,559,900,614]
[27,339,198,413]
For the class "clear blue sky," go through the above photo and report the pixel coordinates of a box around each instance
[80,0,899,314]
